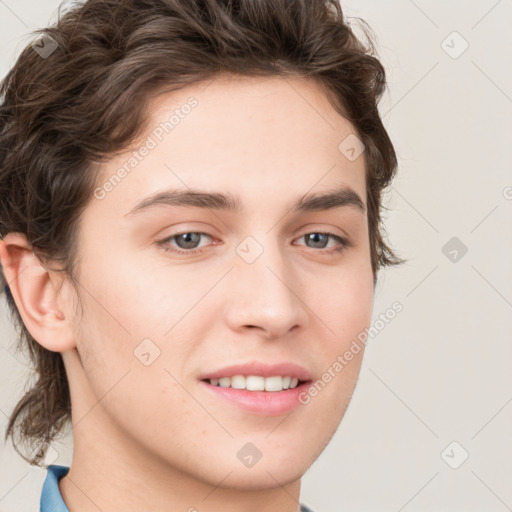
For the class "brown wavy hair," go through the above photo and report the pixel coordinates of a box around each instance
[0,0,404,466]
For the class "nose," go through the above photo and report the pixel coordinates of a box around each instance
[223,236,309,340]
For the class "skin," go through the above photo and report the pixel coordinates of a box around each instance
[0,74,374,512]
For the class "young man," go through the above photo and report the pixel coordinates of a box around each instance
[0,1,402,511]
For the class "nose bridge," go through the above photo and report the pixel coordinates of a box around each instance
[225,231,308,337]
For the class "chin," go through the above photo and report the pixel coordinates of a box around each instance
[169,442,313,492]
[212,462,306,491]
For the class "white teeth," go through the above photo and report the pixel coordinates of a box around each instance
[206,375,302,391]
[246,375,264,391]
[264,376,283,392]
[230,375,246,389]
[218,377,231,388]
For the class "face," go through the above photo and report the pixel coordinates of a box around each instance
[66,74,374,490]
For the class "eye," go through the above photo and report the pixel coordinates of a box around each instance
[295,232,351,254]
[157,231,213,255]
[156,231,351,256]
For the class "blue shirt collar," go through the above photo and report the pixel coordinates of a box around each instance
[40,464,70,512]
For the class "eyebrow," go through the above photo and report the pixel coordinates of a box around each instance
[124,184,366,217]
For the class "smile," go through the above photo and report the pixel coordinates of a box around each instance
[200,377,313,416]
[205,375,302,391]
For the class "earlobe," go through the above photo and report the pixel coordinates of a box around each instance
[0,232,76,353]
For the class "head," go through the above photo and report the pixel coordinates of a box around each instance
[0,0,403,487]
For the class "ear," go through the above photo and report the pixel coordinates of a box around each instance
[0,232,76,352]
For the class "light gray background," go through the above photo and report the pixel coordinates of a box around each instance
[1,1,511,511]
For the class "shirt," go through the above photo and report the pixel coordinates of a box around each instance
[40,464,317,512]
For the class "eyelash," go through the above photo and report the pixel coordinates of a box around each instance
[156,231,352,256]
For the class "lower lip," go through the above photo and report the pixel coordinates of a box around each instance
[199,380,312,416]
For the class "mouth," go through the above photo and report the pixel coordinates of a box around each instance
[201,375,308,392]
[198,363,313,416]
[198,361,313,415]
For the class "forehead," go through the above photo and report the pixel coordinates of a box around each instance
[145,73,359,160]
[91,74,367,218]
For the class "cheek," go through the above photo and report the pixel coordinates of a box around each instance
[98,256,217,334]
[73,292,193,445]
[324,284,372,332]
[300,262,373,406]
[308,262,374,345]
[74,258,179,346]
[71,256,205,403]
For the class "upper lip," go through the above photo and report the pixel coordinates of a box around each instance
[199,361,312,382]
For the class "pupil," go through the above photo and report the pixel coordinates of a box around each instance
[308,233,327,248]
[177,232,200,249]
